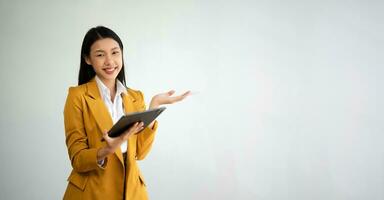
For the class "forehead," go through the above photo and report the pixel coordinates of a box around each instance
[90,38,120,51]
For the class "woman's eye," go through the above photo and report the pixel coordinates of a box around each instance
[112,51,120,55]
[96,54,104,57]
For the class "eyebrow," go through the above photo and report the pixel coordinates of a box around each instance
[94,47,120,53]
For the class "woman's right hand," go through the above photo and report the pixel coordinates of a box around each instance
[97,122,144,162]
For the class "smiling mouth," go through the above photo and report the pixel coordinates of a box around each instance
[103,67,117,74]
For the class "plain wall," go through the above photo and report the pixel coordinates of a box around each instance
[0,0,383,199]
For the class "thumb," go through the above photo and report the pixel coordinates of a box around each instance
[102,130,109,139]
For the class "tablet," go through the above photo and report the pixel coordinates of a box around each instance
[108,107,166,138]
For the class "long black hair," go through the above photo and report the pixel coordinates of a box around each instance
[78,26,126,86]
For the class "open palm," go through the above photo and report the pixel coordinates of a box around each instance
[150,90,190,108]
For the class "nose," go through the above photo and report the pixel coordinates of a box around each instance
[104,54,113,66]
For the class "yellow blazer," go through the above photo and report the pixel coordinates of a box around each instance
[63,78,158,200]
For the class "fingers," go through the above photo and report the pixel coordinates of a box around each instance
[181,91,191,98]
[166,90,189,97]
[101,130,109,141]
[152,90,191,105]
[131,122,144,133]
[103,130,108,137]
[170,91,191,103]
[167,90,175,96]
[104,122,145,144]
[123,122,144,139]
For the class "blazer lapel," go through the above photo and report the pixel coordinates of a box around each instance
[84,78,125,167]
[122,91,137,115]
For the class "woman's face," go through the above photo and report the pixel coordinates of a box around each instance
[85,38,123,83]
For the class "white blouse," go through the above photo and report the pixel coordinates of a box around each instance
[95,76,128,153]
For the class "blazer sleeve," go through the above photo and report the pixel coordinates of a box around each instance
[135,91,158,160]
[64,87,105,173]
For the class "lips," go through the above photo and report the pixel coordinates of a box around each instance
[103,67,117,74]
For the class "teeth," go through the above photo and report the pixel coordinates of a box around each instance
[104,68,115,72]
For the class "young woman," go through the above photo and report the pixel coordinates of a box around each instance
[63,26,189,200]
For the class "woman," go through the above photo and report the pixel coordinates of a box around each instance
[63,26,189,200]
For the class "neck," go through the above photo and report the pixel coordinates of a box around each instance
[101,78,116,93]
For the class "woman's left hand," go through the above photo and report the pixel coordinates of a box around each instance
[149,90,190,109]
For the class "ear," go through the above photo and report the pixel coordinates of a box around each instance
[84,56,91,65]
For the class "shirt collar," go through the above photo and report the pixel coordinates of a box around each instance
[116,78,127,95]
[95,75,127,99]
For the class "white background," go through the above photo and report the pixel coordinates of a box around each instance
[0,0,383,199]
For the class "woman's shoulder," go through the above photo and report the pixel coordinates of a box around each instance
[67,84,87,95]
[65,84,88,101]
[64,84,88,109]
